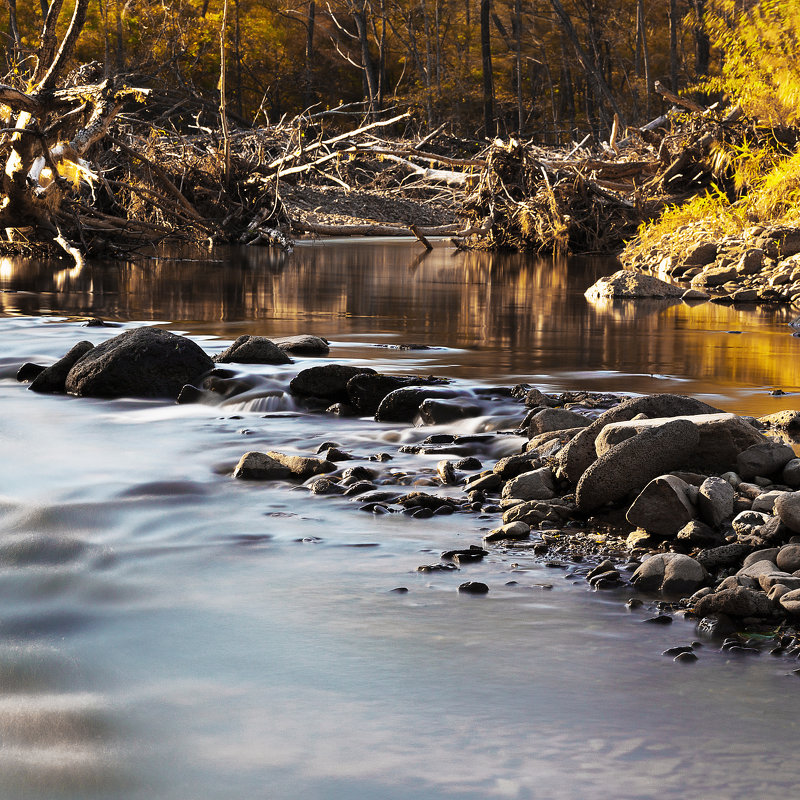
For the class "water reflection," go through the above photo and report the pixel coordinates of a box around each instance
[1,240,800,412]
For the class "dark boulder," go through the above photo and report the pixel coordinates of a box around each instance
[29,340,94,393]
[290,364,376,404]
[375,386,461,422]
[65,327,213,399]
[214,335,292,365]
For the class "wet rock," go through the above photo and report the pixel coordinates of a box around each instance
[774,492,800,533]
[584,270,684,299]
[501,467,556,502]
[375,386,460,422]
[555,394,721,484]
[484,521,531,542]
[736,442,796,481]
[694,586,774,618]
[397,492,455,511]
[176,384,204,404]
[265,451,336,479]
[524,388,549,407]
[290,364,376,404]
[417,398,481,425]
[698,476,735,527]
[346,374,408,415]
[65,327,214,399]
[29,340,94,394]
[455,457,482,471]
[214,335,292,365]
[458,581,489,594]
[759,410,800,433]
[437,460,457,485]
[341,466,378,482]
[626,475,695,537]
[16,362,46,382]
[319,447,353,462]
[632,553,709,595]
[233,451,293,480]
[576,418,700,511]
[464,471,503,492]
[527,408,590,436]
[272,334,330,355]
[309,478,346,495]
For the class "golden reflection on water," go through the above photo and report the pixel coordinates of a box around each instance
[1,240,800,413]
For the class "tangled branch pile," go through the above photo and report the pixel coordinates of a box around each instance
[458,93,800,255]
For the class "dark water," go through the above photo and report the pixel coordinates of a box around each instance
[1,239,799,800]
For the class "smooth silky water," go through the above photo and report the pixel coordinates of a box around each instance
[1,240,799,799]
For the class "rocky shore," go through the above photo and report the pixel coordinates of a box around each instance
[618,223,800,309]
[18,325,800,662]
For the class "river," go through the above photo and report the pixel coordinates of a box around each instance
[0,239,799,800]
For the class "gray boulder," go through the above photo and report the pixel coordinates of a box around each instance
[65,327,213,399]
[782,458,800,488]
[214,335,292,365]
[272,335,330,355]
[694,586,774,618]
[555,394,721,484]
[290,364,376,404]
[777,544,800,573]
[528,408,590,436]
[595,412,765,472]
[780,589,800,615]
[501,467,556,502]
[698,476,735,527]
[30,340,94,393]
[626,475,695,537]
[576,418,700,511]
[584,270,684,299]
[732,510,771,537]
[774,492,800,533]
[736,442,796,480]
[632,553,708,595]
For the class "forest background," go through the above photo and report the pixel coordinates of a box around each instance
[4,0,717,140]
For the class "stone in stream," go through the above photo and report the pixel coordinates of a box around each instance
[214,335,292,365]
[555,394,721,485]
[16,362,46,382]
[65,327,214,399]
[631,553,709,596]
[584,270,684,299]
[374,386,461,422]
[271,334,330,355]
[233,452,293,480]
[290,364,376,404]
[694,586,774,619]
[576,418,701,511]
[346,373,409,415]
[29,340,94,393]
[484,521,531,542]
[417,398,482,425]
[625,475,695,537]
[458,581,489,595]
[265,451,336,479]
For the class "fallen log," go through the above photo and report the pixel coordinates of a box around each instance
[292,220,461,237]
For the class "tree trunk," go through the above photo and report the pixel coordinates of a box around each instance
[352,4,379,113]
[635,0,652,117]
[691,0,710,76]
[480,0,494,136]
[304,0,316,107]
[669,0,679,92]
[548,0,624,129]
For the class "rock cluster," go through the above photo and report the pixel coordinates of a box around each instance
[621,223,800,306]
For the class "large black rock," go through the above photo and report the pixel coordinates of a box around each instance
[65,327,213,399]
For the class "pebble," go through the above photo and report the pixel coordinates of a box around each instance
[458,581,489,594]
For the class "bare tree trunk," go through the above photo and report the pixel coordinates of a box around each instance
[691,0,710,76]
[352,3,379,113]
[6,0,22,67]
[548,0,624,128]
[234,0,243,117]
[304,0,316,107]
[115,0,125,73]
[480,0,494,136]
[669,0,679,91]
[514,0,524,133]
[635,0,652,117]
[219,0,230,185]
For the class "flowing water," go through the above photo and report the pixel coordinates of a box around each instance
[1,240,800,800]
